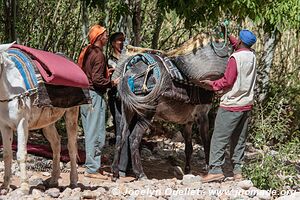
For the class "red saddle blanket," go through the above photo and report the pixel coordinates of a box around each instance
[12,44,89,88]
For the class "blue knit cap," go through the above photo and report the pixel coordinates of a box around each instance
[239,30,257,47]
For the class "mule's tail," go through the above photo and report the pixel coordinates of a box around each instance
[118,65,170,118]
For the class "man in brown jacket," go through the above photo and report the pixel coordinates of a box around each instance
[79,25,119,179]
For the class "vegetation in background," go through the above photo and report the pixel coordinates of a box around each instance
[1,0,299,192]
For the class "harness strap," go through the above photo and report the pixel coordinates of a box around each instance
[0,88,37,103]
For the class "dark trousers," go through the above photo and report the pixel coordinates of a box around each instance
[108,89,130,172]
[209,107,250,174]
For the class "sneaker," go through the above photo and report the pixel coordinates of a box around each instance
[202,173,225,183]
[84,172,109,180]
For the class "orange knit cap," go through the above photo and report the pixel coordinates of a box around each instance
[88,25,106,45]
[78,25,106,67]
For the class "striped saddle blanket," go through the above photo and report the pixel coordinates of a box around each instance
[7,48,41,90]
[11,44,89,88]
[7,48,90,108]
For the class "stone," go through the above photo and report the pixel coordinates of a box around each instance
[65,161,78,169]
[219,194,229,200]
[59,187,72,198]
[42,172,51,177]
[277,192,300,200]
[60,162,64,169]
[82,190,97,199]
[31,189,43,198]
[95,187,107,195]
[237,180,253,190]
[29,176,44,186]
[182,174,201,186]
[171,131,184,143]
[247,187,258,198]
[256,190,271,200]
[45,188,60,198]
[9,188,25,199]
[66,161,71,169]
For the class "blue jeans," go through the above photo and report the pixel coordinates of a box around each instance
[80,90,106,174]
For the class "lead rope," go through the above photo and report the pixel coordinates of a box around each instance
[211,20,229,50]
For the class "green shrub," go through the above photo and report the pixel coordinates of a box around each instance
[244,137,300,191]
[249,95,296,149]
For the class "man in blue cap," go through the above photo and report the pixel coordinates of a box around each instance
[200,29,257,183]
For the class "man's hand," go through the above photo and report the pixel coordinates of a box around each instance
[199,80,214,91]
[111,77,120,87]
[108,68,115,76]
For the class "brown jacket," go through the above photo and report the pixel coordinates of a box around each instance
[82,45,112,94]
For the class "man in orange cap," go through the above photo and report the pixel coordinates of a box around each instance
[79,25,119,179]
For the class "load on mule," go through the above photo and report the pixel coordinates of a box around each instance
[112,33,232,180]
[0,43,89,193]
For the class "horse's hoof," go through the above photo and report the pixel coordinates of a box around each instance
[69,183,78,189]
[137,174,148,181]
[43,178,59,188]
[184,167,191,175]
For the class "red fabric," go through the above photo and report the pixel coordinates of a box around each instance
[0,142,108,164]
[12,44,89,88]
[221,105,253,112]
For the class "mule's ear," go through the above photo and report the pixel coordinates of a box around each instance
[0,41,16,53]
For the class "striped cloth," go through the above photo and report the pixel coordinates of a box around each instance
[7,48,43,90]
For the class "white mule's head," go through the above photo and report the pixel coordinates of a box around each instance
[0,42,15,53]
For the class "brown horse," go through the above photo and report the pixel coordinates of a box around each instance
[111,33,231,180]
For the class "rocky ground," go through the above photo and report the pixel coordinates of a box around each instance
[0,130,299,200]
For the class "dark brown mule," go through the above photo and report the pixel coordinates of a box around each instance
[111,34,231,180]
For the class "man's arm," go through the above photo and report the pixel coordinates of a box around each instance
[91,53,112,89]
[211,57,237,91]
[199,57,237,92]
[229,35,239,50]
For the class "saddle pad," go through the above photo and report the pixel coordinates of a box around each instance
[158,55,194,86]
[7,48,41,90]
[162,81,214,105]
[12,44,89,88]
[8,48,91,108]
[37,84,91,108]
